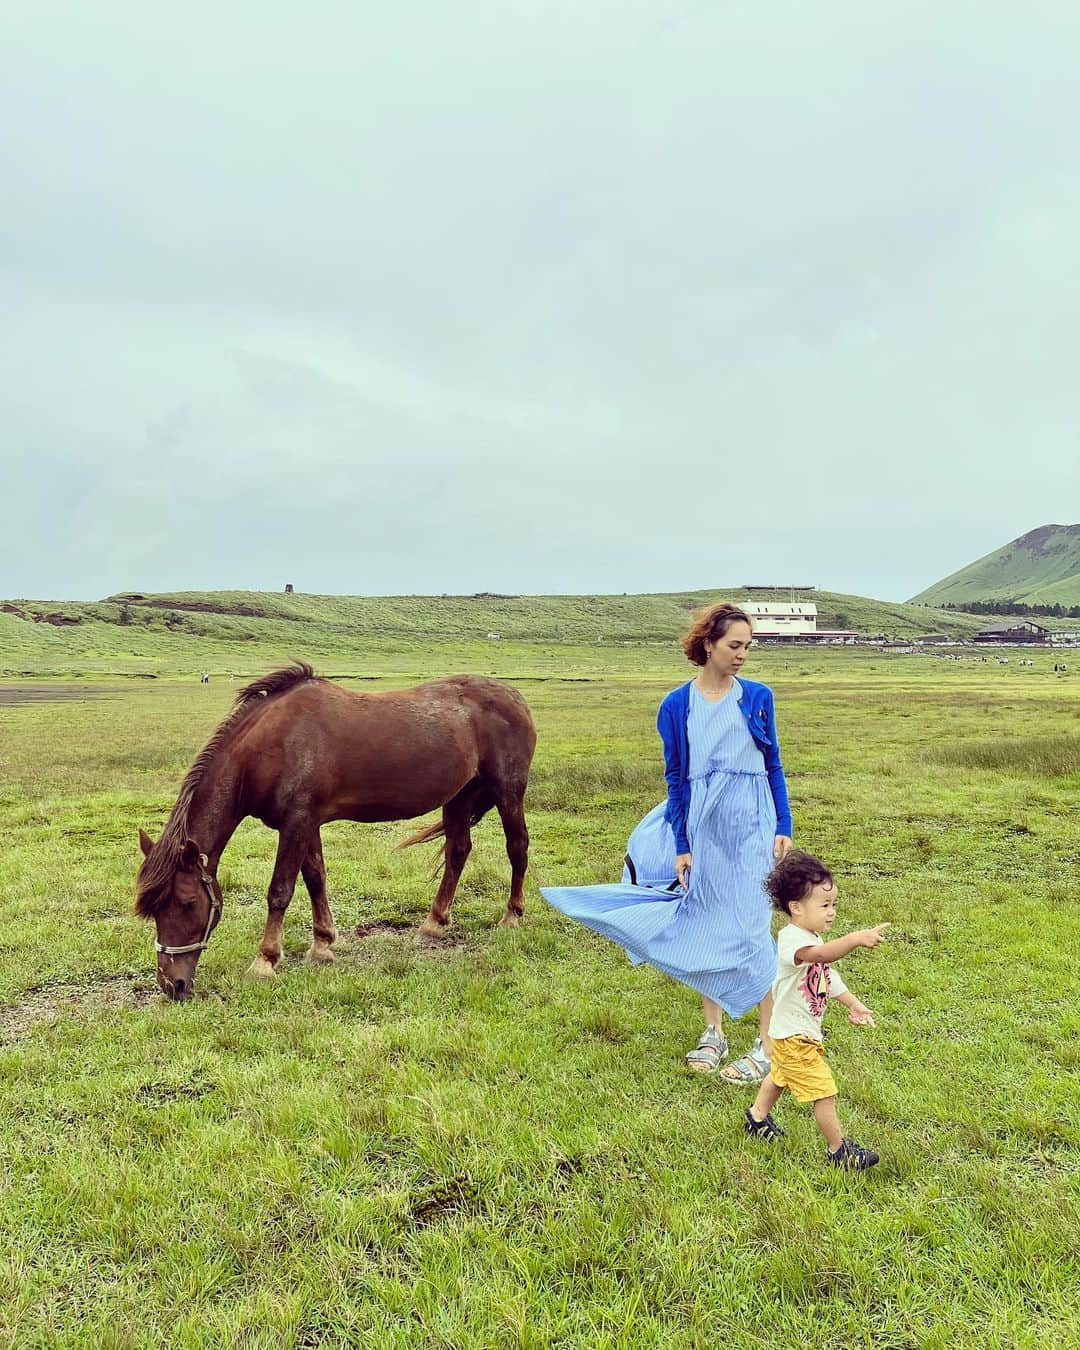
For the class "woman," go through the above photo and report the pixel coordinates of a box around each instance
[541,602,793,1084]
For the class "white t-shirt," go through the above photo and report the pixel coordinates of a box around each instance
[768,924,848,1043]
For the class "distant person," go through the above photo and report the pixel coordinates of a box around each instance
[541,602,793,1086]
[745,850,887,1170]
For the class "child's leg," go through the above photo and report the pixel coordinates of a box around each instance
[749,1074,783,1123]
[756,989,774,1058]
[813,1095,843,1152]
[745,1073,786,1141]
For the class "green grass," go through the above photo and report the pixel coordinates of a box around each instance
[0,645,1077,1346]
[926,734,1080,777]
[0,586,1017,680]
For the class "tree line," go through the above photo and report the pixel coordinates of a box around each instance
[941,599,1080,618]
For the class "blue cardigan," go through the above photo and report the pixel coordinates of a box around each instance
[656,677,793,852]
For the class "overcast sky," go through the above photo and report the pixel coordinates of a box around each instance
[3,2,1078,602]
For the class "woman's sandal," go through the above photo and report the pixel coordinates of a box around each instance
[720,1038,770,1085]
[685,1025,728,1074]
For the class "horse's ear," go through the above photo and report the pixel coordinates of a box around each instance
[139,829,155,858]
[178,840,201,871]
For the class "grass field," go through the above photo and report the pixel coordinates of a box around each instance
[0,586,1015,681]
[0,642,1077,1347]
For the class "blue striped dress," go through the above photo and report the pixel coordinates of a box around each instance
[541,679,777,1017]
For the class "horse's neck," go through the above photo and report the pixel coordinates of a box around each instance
[184,769,244,866]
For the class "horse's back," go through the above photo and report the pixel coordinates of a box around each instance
[233,672,534,823]
[386,675,536,781]
[436,675,537,777]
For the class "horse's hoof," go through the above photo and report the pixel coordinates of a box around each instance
[418,918,450,939]
[498,912,522,928]
[305,944,336,965]
[246,956,278,979]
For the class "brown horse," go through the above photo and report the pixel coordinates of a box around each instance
[135,663,536,1000]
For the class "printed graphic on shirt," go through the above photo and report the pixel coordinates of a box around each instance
[799,961,831,1018]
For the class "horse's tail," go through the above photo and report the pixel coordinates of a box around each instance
[397,818,448,849]
[396,790,495,851]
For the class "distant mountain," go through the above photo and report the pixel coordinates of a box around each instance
[910,525,1080,608]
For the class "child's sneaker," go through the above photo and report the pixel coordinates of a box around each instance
[827,1138,879,1170]
[744,1108,786,1143]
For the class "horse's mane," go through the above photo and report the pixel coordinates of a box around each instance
[135,662,317,917]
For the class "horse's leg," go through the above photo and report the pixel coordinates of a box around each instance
[495,788,529,927]
[248,824,308,979]
[418,790,474,938]
[301,828,337,965]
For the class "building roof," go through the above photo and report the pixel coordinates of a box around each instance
[742,602,818,615]
[976,621,1050,634]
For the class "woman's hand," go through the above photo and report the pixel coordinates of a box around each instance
[773,835,793,861]
[675,853,692,889]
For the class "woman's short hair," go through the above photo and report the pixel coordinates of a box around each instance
[764,851,834,913]
[680,602,753,666]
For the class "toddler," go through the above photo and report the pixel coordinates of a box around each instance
[745,850,888,1170]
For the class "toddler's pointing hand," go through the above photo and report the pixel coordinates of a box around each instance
[859,922,891,949]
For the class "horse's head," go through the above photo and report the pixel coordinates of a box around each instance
[136,829,223,1001]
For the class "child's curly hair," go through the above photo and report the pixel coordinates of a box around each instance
[765,850,833,914]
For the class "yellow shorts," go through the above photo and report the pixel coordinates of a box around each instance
[770,1035,837,1103]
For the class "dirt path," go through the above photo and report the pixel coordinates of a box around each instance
[0,685,122,705]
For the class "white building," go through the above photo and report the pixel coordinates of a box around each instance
[743,601,819,636]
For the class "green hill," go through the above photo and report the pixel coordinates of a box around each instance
[910,524,1080,607]
[0,587,1003,679]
